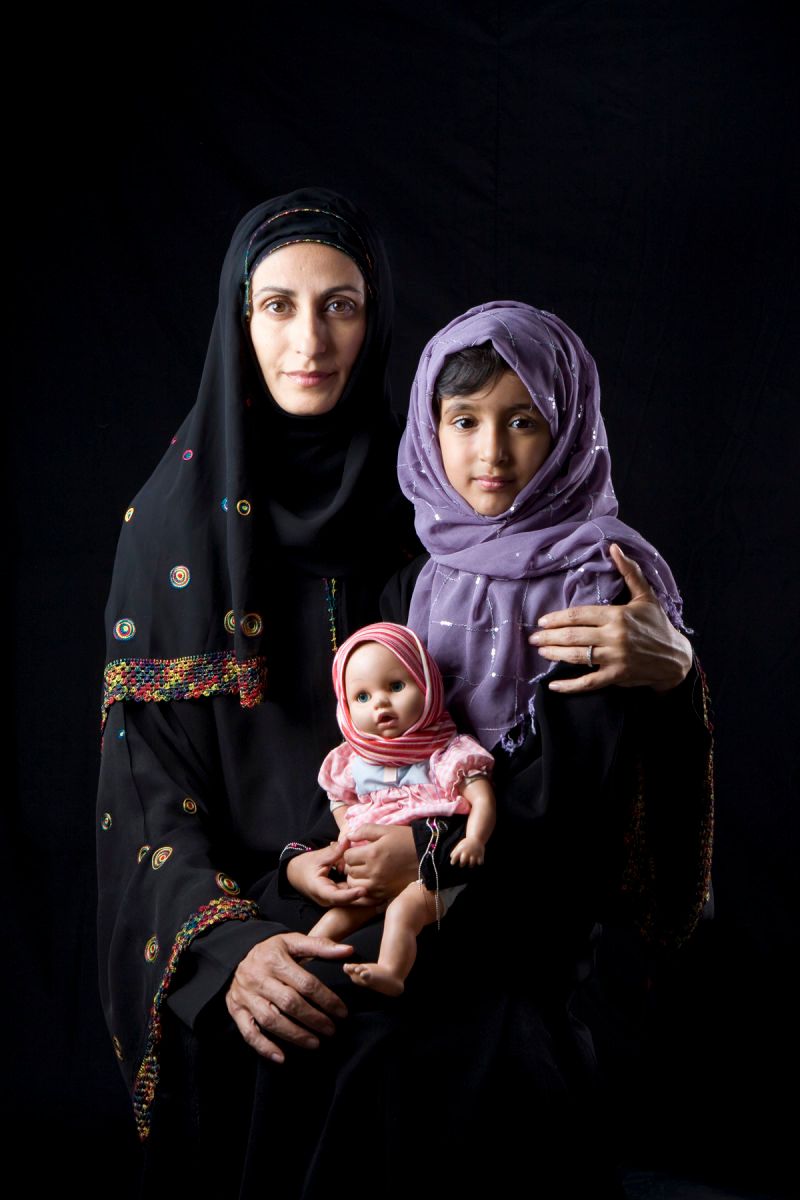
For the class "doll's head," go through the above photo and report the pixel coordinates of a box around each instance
[332,622,456,765]
[343,640,424,738]
[433,343,553,517]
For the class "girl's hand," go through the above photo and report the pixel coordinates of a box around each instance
[341,824,418,904]
[529,544,692,694]
[450,836,485,867]
[226,933,352,1061]
[285,842,366,907]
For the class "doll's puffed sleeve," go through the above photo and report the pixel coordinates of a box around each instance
[432,734,495,801]
[318,742,359,812]
[97,696,284,1144]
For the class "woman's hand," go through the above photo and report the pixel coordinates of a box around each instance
[226,932,353,1062]
[285,842,366,907]
[341,824,418,904]
[529,543,692,694]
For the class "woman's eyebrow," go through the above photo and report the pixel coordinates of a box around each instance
[252,283,364,299]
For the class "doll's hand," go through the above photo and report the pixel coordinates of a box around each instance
[450,836,485,867]
[286,843,366,908]
[227,933,352,1061]
[341,824,418,904]
[529,544,692,694]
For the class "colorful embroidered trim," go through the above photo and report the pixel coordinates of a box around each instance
[323,578,338,653]
[131,895,259,1141]
[101,651,267,730]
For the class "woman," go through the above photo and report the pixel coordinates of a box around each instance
[97,188,702,1195]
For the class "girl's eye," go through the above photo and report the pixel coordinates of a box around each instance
[390,681,406,693]
[452,416,476,430]
[510,416,536,430]
[355,691,370,703]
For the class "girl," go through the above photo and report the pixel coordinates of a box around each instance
[309,621,495,995]
[395,300,712,947]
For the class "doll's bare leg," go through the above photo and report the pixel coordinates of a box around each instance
[344,882,438,996]
[308,904,379,942]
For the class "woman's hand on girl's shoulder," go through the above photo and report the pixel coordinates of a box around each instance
[286,842,366,907]
[226,932,353,1061]
[529,544,693,694]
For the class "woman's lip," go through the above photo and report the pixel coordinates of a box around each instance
[474,476,512,490]
[285,371,335,387]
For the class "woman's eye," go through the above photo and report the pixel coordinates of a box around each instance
[355,691,370,704]
[326,298,356,315]
[263,298,290,315]
[390,681,406,693]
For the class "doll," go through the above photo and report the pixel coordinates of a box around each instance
[308,621,495,996]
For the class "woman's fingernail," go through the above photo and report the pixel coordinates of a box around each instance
[537,616,549,627]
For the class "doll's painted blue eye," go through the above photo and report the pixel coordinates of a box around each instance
[356,691,370,703]
[390,681,406,692]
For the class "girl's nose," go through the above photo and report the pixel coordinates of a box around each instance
[294,307,327,359]
[479,425,509,464]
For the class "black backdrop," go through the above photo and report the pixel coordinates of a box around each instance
[9,2,797,1194]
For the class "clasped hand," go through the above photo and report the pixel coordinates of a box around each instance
[286,824,418,908]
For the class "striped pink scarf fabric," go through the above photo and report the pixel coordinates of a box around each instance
[332,622,456,766]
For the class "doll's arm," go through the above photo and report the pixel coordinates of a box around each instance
[450,777,496,867]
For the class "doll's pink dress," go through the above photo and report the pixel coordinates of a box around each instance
[318,733,494,838]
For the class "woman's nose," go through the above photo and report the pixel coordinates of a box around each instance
[294,308,327,359]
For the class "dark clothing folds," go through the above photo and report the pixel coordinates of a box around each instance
[98,560,712,1189]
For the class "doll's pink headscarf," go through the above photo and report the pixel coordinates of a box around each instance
[332,622,456,766]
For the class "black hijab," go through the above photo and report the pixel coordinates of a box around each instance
[102,188,404,726]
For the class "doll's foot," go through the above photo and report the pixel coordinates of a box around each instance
[344,962,404,997]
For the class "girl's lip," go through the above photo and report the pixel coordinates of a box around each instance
[475,476,512,490]
[286,371,335,387]
[376,712,396,725]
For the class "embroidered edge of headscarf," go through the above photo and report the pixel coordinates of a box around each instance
[132,895,260,1142]
[620,660,714,948]
[101,652,267,730]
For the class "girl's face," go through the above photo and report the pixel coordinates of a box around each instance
[249,242,367,415]
[437,370,553,516]
[344,642,425,739]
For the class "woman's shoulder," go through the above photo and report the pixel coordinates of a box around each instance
[378,553,430,624]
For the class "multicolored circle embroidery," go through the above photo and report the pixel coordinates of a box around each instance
[151,846,173,870]
[221,497,229,512]
[182,797,197,815]
[137,845,151,864]
[144,935,159,963]
[100,812,112,831]
[182,449,194,461]
[236,499,252,516]
[169,565,191,589]
[124,507,135,523]
[241,613,263,638]
[113,618,136,641]
[224,610,236,634]
[216,872,240,896]
[112,1035,124,1062]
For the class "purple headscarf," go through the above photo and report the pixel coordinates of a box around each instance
[398,301,685,750]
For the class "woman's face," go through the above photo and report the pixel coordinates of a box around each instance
[249,242,367,415]
[437,370,553,517]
